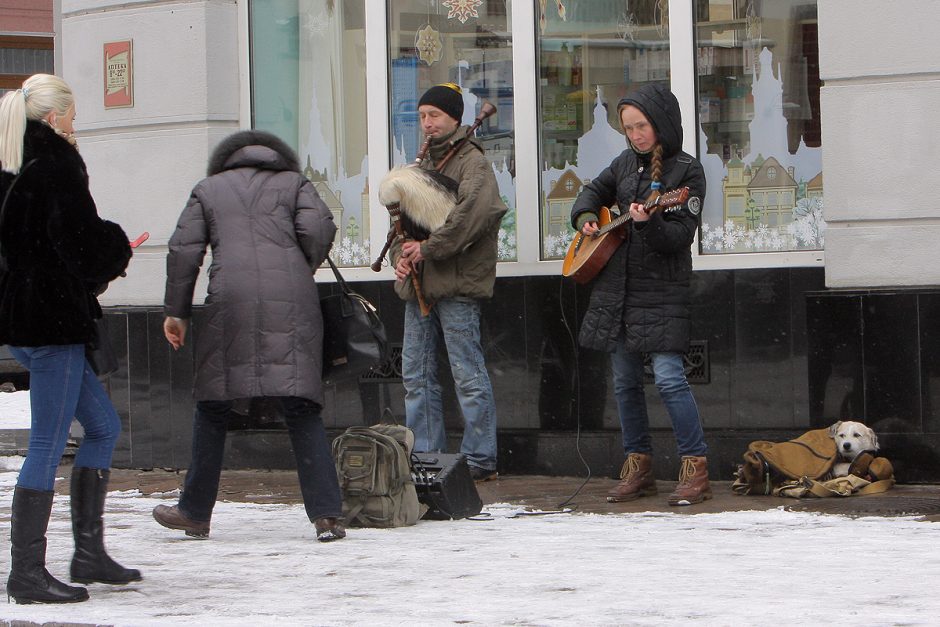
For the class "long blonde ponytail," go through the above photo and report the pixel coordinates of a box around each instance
[0,90,27,174]
[0,74,75,174]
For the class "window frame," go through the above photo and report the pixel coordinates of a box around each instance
[241,0,824,284]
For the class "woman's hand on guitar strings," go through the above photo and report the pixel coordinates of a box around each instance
[581,221,599,236]
[628,202,650,222]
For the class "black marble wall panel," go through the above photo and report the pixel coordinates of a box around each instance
[732,269,797,428]
[100,268,940,482]
[863,293,920,426]
[806,288,940,483]
[921,293,940,434]
[807,293,863,424]
[789,268,825,425]
[688,270,734,429]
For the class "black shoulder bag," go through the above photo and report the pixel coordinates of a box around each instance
[320,257,388,382]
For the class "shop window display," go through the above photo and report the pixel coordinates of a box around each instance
[537,1,670,260]
[388,0,517,261]
[696,0,823,253]
[250,0,371,267]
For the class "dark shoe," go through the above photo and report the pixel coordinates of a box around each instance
[69,468,142,585]
[152,504,210,538]
[668,456,713,506]
[7,486,89,604]
[314,517,347,543]
[469,466,498,482]
[607,453,658,502]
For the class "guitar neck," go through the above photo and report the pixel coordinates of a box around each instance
[598,212,631,235]
[596,189,685,235]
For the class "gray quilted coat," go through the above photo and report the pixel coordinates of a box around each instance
[164,131,336,404]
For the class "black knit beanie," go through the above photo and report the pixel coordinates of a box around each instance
[418,83,464,123]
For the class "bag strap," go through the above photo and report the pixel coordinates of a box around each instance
[856,478,894,495]
[325,256,351,295]
[0,159,38,255]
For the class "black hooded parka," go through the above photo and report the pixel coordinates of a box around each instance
[570,83,706,354]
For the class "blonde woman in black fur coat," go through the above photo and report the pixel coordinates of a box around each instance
[0,74,139,604]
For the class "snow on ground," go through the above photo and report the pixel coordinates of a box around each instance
[1,456,939,626]
[0,390,30,429]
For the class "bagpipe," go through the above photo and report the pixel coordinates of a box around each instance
[372,101,497,315]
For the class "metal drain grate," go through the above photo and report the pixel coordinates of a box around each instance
[643,340,709,384]
[360,344,403,383]
[785,495,940,517]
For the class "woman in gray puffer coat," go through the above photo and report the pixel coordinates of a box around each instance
[152,130,346,542]
[571,83,710,508]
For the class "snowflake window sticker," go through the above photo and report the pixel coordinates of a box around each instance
[618,12,639,42]
[415,24,443,65]
[442,0,482,24]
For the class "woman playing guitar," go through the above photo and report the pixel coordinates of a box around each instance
[569,83,710,507]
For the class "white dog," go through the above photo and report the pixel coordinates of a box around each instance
[828,420,879,477]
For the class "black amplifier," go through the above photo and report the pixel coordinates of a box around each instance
[411,453,483,520]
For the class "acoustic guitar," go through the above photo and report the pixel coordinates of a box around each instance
[561,187,693,284]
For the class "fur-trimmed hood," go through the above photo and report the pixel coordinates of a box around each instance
[207,130,300,176]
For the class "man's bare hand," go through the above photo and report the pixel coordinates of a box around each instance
[394,256,413,282]
[401,240,425,264]
[164,317,188,350]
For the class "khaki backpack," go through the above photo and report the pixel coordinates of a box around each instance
[332,424,425,527]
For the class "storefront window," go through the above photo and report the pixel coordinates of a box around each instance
[0,35,54,96]
[538,2,669,260]
[250,1,370,267]
[388,0,517,261]
[696,0,823,253]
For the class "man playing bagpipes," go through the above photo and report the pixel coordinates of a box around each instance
[382,83,507,482]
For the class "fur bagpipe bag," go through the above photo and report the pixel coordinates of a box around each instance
[378,166,459,242]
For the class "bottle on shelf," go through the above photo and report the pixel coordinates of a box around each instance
[558,43,572,86]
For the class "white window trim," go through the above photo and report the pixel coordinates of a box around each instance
[246,0,823,284]
[238,1,251,130]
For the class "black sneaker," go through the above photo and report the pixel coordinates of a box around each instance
[469,466,498,482]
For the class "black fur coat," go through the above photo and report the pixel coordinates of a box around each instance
[0,121,131,346]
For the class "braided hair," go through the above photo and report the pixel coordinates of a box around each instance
[647,143,664,204]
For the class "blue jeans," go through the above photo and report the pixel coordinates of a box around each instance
[402,298,497,471]
[9,344,121,491]
[610,347,707,458]
[178,398,342,523]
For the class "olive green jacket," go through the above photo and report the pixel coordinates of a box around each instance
[392,126,507,302]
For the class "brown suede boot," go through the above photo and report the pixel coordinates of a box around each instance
[606,453,657,503]
[668,456,713,506]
